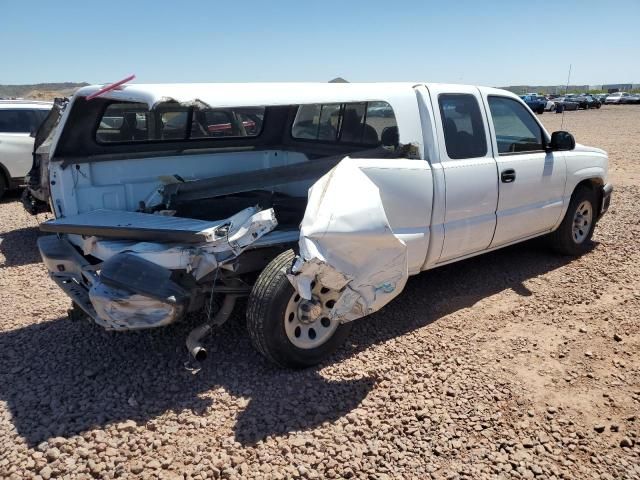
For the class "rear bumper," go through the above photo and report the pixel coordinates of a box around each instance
[38,235,188,330]
[599,183,613,219]
[37,235,101,322]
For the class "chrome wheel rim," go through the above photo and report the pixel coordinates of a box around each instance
[284,282,341,349]
[572,200,593,244]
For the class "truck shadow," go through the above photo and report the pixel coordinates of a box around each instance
[0,239,591,448]
[0,226,42,267]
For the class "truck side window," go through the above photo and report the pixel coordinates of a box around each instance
[96,103,150,143]
[96,103,266,143]
[438,94,488,159]
[291,101,397,147]
[488,96,544,154]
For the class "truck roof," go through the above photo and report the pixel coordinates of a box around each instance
[0,99,54,109]
[75,82,518,109]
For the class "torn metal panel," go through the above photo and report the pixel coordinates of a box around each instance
[75,237,217,280]
[89,282,183,330]
[42,206,276,246]
[288,158,408,322]
[68,207,277,281]
[88,253,188,330]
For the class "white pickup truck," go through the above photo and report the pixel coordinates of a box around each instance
[31,82,612,368]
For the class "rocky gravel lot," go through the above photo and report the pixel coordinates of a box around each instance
[1,106,639,479]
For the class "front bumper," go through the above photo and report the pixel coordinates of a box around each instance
[599,183,613,219]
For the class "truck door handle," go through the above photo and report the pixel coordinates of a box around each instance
[501,169,516,183]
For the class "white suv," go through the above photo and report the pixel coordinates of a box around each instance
[0,100,53,198]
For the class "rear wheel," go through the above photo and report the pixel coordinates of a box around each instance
[246,249,353,368]
[548,185,598,256]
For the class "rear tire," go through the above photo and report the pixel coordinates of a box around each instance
[246,249,353,368]
[548,185,598,256]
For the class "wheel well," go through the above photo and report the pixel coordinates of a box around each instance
[0,162,10,189]
[574,178,603,209]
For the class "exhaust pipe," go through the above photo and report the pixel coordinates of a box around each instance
[186,294,237,362]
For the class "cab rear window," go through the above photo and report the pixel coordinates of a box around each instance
[95,103,265,143]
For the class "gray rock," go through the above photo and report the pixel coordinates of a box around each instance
[620,438,634,448]
[117,420,137,432]
[39,465,53,479]
[44,447,60,462]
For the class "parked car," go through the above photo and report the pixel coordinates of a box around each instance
[520,95,546,114]
[524,94,556,111]
[593,94,608,104]
[553,97,580,111]
[583,95,602,109]
[566,96,591,109]
[619,94,640,105]
[31,82,612,368]
[605,92,630,104]
[543,97,557,111]
[0,100,52,198]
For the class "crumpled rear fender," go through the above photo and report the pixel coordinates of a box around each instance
[288,158,409,322]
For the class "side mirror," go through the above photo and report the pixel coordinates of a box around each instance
[548,131,575,152]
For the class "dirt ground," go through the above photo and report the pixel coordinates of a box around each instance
[0,106,638,479]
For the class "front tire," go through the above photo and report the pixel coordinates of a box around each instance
[548,185,598,255]
[246,249,353,368]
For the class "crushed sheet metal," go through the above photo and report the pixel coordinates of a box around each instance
[89,282,181,330]
[288,158,408,322]
[73,207,277,280]
[218,207,278,255]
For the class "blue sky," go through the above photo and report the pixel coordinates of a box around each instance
[1,0,638,86]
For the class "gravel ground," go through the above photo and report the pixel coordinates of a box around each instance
[1,106,639,479]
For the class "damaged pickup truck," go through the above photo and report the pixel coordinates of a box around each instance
[29,82,612,368]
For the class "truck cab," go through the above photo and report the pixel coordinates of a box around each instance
[33,82,611,367]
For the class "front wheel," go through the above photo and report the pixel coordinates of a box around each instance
[548,186,598,255]
[246,249,353,368]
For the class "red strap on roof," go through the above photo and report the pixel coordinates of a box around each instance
[86,74,136,101]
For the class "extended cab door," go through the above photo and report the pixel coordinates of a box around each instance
[426,85,499,263]
[481,91,567,247]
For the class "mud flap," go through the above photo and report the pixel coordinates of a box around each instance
[288,158,408,322]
